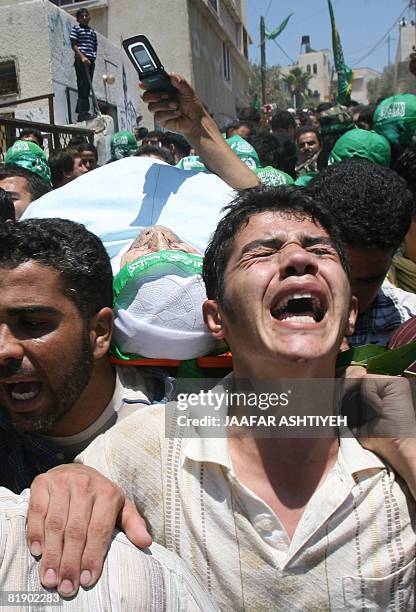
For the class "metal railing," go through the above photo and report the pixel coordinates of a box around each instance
[0,93,55,125]
[0,116,94,160]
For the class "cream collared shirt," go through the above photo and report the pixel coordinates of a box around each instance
[0,488,217,611]
[78,388,416,611]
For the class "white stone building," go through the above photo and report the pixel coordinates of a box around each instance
[350,67,381,105]
[0,0,139,130]
[49,0,251,126]
[298,48,331,102]
[280,40,332,104]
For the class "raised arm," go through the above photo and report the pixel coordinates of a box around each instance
[142,73,259,190]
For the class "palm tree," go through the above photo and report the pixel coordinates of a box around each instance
[281,67,313,109]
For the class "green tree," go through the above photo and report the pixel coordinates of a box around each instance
[367,66,395,103]
[249,62,289,108]
[281,66,313,109]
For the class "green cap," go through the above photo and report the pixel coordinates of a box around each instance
[176,155,207,171]
[328,129,391,167]
[176,136,261,173]
[111,130,138,160]
[5,140,51,185]
[319,105,354,136]
[294,172,318,188]
[226,135,261,170]
[255,166,294,187]
[374,94,416,145]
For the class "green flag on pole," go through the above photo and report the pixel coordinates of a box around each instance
[327,0,353,104]
[265,13,293,40]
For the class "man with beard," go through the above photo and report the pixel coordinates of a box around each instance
[295,127,322,177]
[0,218,157,493]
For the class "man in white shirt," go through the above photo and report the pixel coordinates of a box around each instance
[29,187,416,609]
[0,487,216,611]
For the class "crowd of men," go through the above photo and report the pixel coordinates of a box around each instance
[0,48,416,610]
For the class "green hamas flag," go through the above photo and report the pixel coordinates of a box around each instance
[327,0,353,104]
[265,13,293,40]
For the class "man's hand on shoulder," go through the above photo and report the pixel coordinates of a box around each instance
[341,368,416,499]
[27,464,151,597]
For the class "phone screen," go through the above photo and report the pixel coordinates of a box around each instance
[133,46,157,73]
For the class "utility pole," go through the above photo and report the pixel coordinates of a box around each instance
[387,35,391,66]
[260,16,266,105]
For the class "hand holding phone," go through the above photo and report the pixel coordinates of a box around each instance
[122,35,177,93]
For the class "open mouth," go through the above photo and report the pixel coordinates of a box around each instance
[4,381,42,404]
[271,292,326,324]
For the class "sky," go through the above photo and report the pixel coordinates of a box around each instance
[246,0,415,73]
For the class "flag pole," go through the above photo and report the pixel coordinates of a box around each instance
[260,16,266,105]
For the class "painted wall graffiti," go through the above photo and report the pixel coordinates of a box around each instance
[118,64,137,131]
[47,10,72,47]
[119,99,137,131]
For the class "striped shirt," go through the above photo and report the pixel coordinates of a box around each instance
[70,24,97,61]
[349,280,416,347]
[0,488,218,611]
[78,395,416,611]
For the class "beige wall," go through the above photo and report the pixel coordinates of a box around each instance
[30,0,250,126]
[350,67,380,104]
[0,0,52,122]
[0,0,140,130]
[104,0,194,127]
[188,0,249,124]
[298,50,331,101]
[395,24,416,94]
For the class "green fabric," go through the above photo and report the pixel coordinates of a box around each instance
[336,341,416,375]
[327,0,353,104]
[113,250,204,308]
[111,130,138,160]
[328,129,391,167]
[255,166,294,187]
[226,135,261,170]
[319,105,354,136]
[176,156,207,171]
[5,140,51,185]
[265,13,293,40]
[176,135,261,172]
[374,94,416,146]
[112,250,204,361]
[294,172,318,187]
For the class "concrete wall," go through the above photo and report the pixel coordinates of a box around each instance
[188,0,249,125]
[103,0,194,127]
[298,50,331,101]
[0,0,140,130]
[351,67,380,105]
[67,0,250,125]
[395,24,416,94]
[0,0,52,122]
[46,2,139,128]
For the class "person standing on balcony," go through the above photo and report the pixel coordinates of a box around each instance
[70,8,98,122]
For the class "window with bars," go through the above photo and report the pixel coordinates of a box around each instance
[0,60,18,96]
[223,42,231,82]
